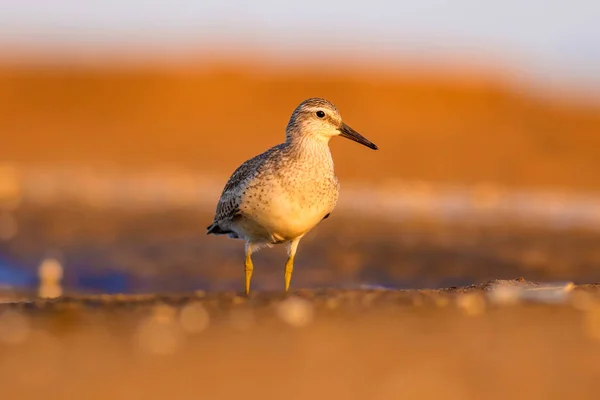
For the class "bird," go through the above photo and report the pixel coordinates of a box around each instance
[206,98,378,294]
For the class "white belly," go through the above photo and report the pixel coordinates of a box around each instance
[240,176,338,242]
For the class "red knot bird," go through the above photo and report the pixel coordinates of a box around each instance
[207,98,378,294]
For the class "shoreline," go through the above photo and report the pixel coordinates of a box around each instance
[2,279,597,311]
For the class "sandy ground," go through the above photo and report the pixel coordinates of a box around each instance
[0,207,599,399]
[1,282,600,400]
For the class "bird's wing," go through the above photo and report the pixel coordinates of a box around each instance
[212,145,282,225]
[213,163,253,224]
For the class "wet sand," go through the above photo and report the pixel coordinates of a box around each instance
[2,205,600,294]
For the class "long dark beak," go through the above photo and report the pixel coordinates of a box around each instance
[339,122,378,150]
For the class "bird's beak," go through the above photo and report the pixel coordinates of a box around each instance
[338,122,378,150]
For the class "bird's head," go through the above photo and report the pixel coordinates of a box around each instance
[285,98,378,150]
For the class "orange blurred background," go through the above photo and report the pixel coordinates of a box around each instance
[1,58,599,191]
[2,1,599,194]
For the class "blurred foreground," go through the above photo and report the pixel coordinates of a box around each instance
[1,282,600,400]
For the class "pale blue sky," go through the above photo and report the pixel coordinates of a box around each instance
[1,0,599,90]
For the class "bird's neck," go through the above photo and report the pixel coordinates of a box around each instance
[285,136,334,171]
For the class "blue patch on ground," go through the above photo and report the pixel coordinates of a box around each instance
[74,272,132,294]
[0,257,36,288]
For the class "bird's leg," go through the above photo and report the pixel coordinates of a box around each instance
[284,237,302,292]
[245,243,254,295]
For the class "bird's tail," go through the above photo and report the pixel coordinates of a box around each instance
[206,222,229,235]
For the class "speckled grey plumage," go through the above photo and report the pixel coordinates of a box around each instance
[208,144,287,236]
[207,139,338,244]
[206,97,377,293]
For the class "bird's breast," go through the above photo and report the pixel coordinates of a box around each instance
[241,170,339,241]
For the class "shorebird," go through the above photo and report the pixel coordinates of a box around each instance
[206,98,378,294]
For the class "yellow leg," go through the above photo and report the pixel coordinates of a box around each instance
[245,243,254,295]
[285,237,302,292]
[284,255,294,292]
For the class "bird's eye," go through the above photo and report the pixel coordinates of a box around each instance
[316,110,325,118]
